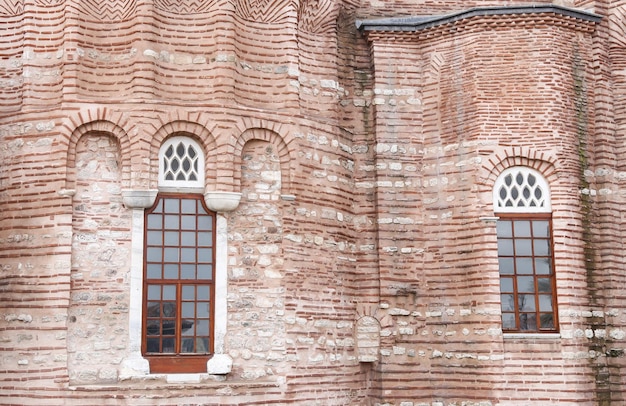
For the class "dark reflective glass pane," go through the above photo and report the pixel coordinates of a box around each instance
[515,239,532,256]
[188,147,196,158]
[519,313,537,331]
[523,186,531,199]
[499,187,507,200]
[176,142,185,157]
[535,258,551,275]
[532,220,549,237]
[197,232,213,247]
[176,173,186,181]
[181,338,194,353]
[517,276,535,293]
[183,158,191,172]
[181,248,196,262]
[147,215,162,229]
[528,174,536,186]
[198,216,212,231]
[197,286,210,300]
[146,338,160,353]
[197,264,213,280]
[196,319,209,336]
[181,199,196,214]
[146,321,160,336]
[196,338,209,353]
[515,257,533,274]
[515,173,524,185]
[498,257,514,275]
[171,158,180,172]
[514,221,531,237]
[147,264,161,279]
[190,174,197,181]
[147,247,162,262]
[182,285,195,300]
[502,313,516,330]
[497,239,514,256]
[198,248,212,263]
[165,145,174,158]
[164,231,179,246]
[181,264,196,279]
[538,278,552,293]
[181,232,196,246]
[500,278,513,293]
[540,313,554,329]
[163,285,176,300]
[511,187,519,200]
[146,301,160,317]
[164,215,179,230]
[162,338,175,353]
[518,294,536,311]
[501,294,515,311]
[539,295,553,311]
[181,216,196,230]
[182,302,195,319]
[165,173,174,181]
[504,174,512,186]
[197,302,210,318]
[497,221,512,238]
[534,239,550,256]
[534,188,543,200]
[147,285,160,300]
[162,302,176,318]
[164,247,178,262]
[147,231,162,245]
[164,264,178,279]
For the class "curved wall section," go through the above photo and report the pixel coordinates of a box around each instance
[0,2,24,114]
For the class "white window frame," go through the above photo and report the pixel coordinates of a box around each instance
[158,136,205,189]
[493,166,551,214]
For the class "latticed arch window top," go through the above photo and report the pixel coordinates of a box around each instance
[159,136,204,188]
[493,167,550,213]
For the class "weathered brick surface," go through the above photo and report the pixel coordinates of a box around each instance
[3,1,626,405]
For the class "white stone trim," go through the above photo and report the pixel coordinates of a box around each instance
[158,136,205,189]
[493,166,551,213]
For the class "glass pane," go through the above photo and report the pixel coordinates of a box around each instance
[162,338,175,353]
[198,216,212,231]
[196,319,209,336]
[197,302,210,318]
[164,231,179,246]
[181,232,196,246]
[147,247,162,262]
[502,313,516,330]
[517,276,535,293]
[519,313,537,331]
[532,220,549,237]
[164,199,179,213]
[197,264,213,280]
[514,239,532,256]
[498,257,514,275]
[163,285,176,300]
[538,278,552,293]
[147,231,162,245]
[164,215,179,230]
[501,294,514,311]
[147,264,161,279]
[196,338,209,353]
[164,264,178,279]
[164,247,178,262]
[181,318,194,334]
[518,294,536,311]
[147,214,162,229]
[146,301,160,317]
[162,302,176,317]
[182,302,195,318]
[500,278,513,293]
[181,248,196,262]
[540,313,554,329]
[181,216,196,230]
[515,257,533,275]
[534,239,550,256]
[147,285,161,300]
[146,338,160,353]
[539,295,553,311]
[197,286,210,300]
[181,338,195,353]
[496,221,512,238]
[198,232,213,247]
[535,258,551,275]
[146,321,160,336]
[182,285,195,300]
[514,220,531,237]
[198,248,212,263]
[153,199,164,213]
[181,264,196,279]
[497,239,514,256]
[181,199,196,214]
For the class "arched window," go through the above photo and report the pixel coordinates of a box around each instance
[143,136,214,373]
[493,167,557,333]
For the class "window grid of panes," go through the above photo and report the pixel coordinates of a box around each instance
[143,194,214,355]
[497,216,557,332]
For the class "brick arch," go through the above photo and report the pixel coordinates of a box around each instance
[233,127,294,194]
[477,147,561,211]
[149,120,218,190]
[65,118,132,190]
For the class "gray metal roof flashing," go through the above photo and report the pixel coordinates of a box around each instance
[355,4,602,32]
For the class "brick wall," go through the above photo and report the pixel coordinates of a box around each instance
[2,1,626,405]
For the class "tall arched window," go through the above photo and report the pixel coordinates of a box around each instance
[143,136,215,373]
[493,167,558,333]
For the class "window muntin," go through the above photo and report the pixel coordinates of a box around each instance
[143,194,215,372]
[494,166,557,333]
[158,136,204,189]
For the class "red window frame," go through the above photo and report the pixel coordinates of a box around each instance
[142,193,216,373]
[497,213,558,333]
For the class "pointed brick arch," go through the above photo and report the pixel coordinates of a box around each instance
[63,109,133,190]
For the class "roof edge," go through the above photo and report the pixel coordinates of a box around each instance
[355,4,602,32]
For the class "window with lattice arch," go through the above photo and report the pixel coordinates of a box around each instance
[493,166,558,333]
